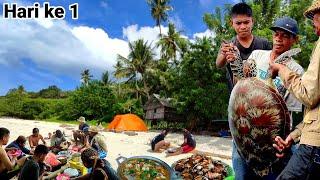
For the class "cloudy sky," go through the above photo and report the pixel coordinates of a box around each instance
[0,0,239,95]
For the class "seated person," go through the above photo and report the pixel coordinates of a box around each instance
[151,129,170,152]
[18,145,49,180]
[74,148,118,180]
[0,128,27,180]
[28,128,46,150]
[83,126,107,158]
[50,130,68,153]
[73,116,89,145]
[167,129,196,156]
[6,136,33,157]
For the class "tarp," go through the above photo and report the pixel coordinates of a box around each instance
[107,114,148,131]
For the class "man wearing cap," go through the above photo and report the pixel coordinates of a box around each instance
[269,1,320,179]
[83,126,108,159]
[73,116,89,145]
[232,16,304,179]
[248,16,304,117]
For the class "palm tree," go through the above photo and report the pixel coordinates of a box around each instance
[81,69,93,86]
[101,71,112,85]
[147,0,172,36]
[114,39,155,99]
[157,23,185,65]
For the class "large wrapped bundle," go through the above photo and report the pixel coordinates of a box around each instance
[227,48,300,176]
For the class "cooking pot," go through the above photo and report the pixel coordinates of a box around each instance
[116,155,182,180]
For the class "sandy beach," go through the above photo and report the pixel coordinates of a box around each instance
[0,117,232,170]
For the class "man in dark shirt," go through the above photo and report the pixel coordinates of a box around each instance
[151,129,170,152]
[18,145,48,180]
[6,136,32,157]
[215,3,272,180]
[216,3,272,93]
[73,116,89,145]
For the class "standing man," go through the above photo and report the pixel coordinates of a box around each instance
[215,3,271,179]
[216,2,272,91]
[241,16,304,179]
[270,1,320,179]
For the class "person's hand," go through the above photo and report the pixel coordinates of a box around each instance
[226,51,237,63]
[269,63,286,79]
[273,135,294,158]
[220,42,234,56]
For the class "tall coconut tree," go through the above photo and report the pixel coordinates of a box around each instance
[157,23,185,65]
[114,39,155,99]
[81,69,93,86]
[101,71,112,85]
[147,0,173,36]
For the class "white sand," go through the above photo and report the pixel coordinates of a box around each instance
[0,118,232,170]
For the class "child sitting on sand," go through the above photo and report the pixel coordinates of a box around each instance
[28,128,46,150]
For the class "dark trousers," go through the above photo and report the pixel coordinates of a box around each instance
[277,144,320,180]
[232,141,289,180]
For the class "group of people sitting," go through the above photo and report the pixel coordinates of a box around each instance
[151,128,197,156]
[0,116,116,180]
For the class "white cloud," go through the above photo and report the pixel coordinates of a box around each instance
[169,14,184,31]
[0,16,129,78]
[193,29,215,39]
[122,24,168,43]
[0,8,215,82]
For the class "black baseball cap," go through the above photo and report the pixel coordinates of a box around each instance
[270,17,299,36]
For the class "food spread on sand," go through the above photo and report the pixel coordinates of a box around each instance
[173,154,231,180]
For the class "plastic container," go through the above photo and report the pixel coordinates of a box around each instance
[69,160,87,175]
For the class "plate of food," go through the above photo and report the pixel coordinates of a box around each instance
[56,173,70,180]
[117,156,180,180]
[172,154,234,180]
[7,149,22,157]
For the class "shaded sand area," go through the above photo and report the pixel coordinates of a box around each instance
[0,118,232,170]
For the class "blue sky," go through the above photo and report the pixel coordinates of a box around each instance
[0,0,239,95]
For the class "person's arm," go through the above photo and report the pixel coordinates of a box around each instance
[40,135,46,145]
[216,42,234,68]
[5,143,18,152]
[181,138,187,146]
[20,146,31,155]
[0,147,15,171]
[5,147,18,151]
[97,136,108,152]
[275,40,320,108]
[283,61,305,112]
[273,122,303,158]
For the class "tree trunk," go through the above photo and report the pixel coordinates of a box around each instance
[158,24,162,37]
